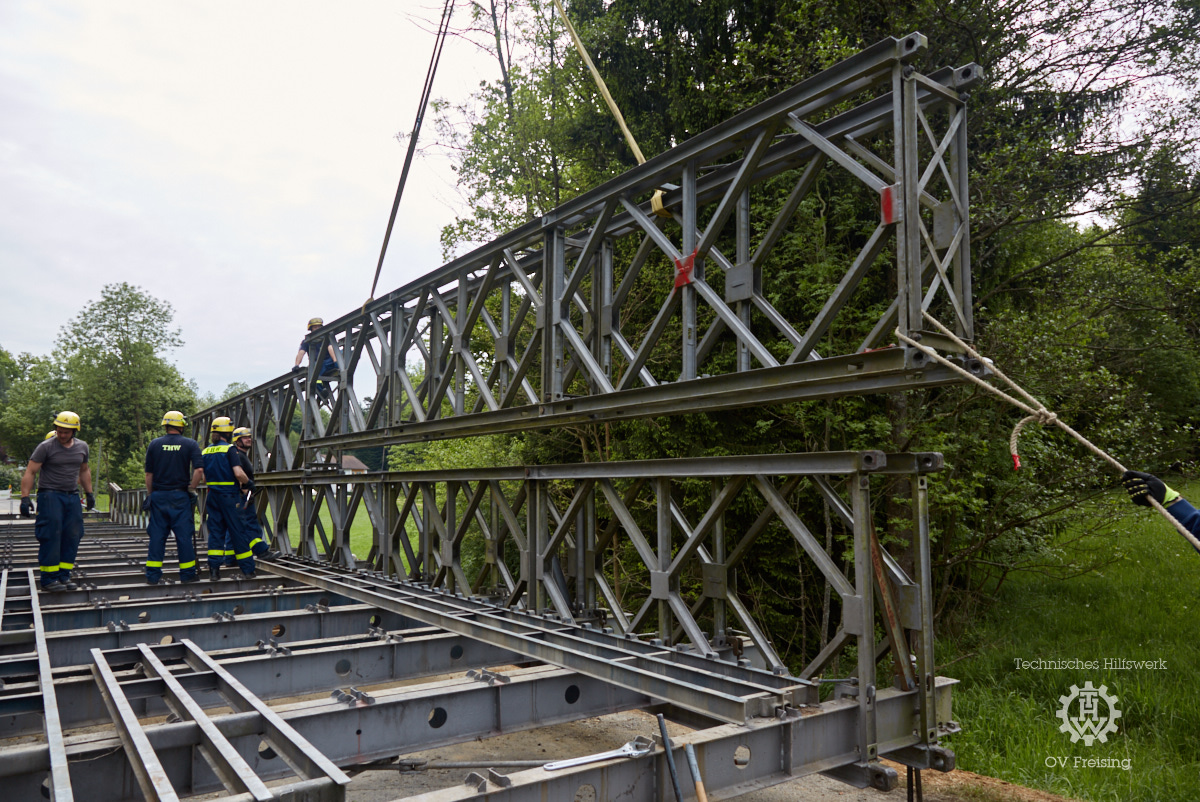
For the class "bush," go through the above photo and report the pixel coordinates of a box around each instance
[0,464,21,493]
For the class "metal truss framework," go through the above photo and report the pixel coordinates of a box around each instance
[4,33,980,802]
[195,33,981,459]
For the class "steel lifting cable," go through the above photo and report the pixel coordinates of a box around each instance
[895,312,1200,553]
[365,0,456,310]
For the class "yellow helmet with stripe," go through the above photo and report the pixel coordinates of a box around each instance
[161,410,187,429]
[53,411,81,430]
[210,416,235,434]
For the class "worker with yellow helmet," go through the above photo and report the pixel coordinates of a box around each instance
[142,411,204,584]
[19,412,95,592]
[292,316,339,405]
[201,416,255,580]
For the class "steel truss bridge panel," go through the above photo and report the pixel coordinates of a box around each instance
[192,33,983,457]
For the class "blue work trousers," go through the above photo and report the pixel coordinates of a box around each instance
[206,490,255,574]
[240,497,270,556]
[146,490,198,583]
[34,490,84,587]
[223,493,269,564]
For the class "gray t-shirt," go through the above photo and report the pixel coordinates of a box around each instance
[30,437,90,493]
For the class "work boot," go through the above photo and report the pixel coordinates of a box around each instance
[59,580,79,591]
[241,571,257,580]
[208,567,221,582]
[40,583,65,593]
[145,578,159,586]
[181,575,200,584]
[258,550,281,562]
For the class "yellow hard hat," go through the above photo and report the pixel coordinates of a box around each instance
[232,426,252,440]
[161,410,187,429]
[307,317,324,330]
[45,431,56,440]
[54,411,81,430]
[210,416,235,434]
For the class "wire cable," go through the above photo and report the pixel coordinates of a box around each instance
[366,0,455,308]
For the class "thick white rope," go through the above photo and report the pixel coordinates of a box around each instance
[895,312,1200,553]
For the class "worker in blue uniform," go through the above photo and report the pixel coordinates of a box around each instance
[231,426,276,561]
[202,416,255,580]
[1122,470,1200,549]
[142,411,203,584]
[292,316,339,404]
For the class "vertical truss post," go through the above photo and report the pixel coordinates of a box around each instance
[499,279,512,400]
[913,475,938,743]
[951,101,973,340]
[735,188,752,373]
[445,480,459,592]
[27,569,74,801]
[711,478,728,643]
[851,477,878,765]
[898,64,923,354]
[597,239,614,384]
[656,477,673,643]
[532,478,548,613]
[681,160,699,381]
[543,226,566,402]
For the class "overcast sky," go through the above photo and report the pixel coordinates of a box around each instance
[0,1,492,398]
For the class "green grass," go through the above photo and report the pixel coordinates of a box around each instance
[940,480,1200,801]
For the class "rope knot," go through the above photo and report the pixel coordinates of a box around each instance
[1035,410,1057,426]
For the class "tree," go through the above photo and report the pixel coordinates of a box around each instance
[54,283,197,481]
[0,353,69,462]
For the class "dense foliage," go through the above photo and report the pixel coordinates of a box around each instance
[427,0,1200,670]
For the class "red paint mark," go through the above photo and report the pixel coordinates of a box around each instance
[674,249,697,288]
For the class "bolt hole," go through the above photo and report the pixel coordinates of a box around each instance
[905,37,916,49]
[368,614,382,627]
[356,728,362,735]
[233,605,244,615]
[574,784,597,802]
[138,611,151,623]
[450,644,464,660]
[272,624,286,637]
[734,745,751,769]
[428,707,448,728]
[565,684,581,704]
[160,635,174,645]
[335,658,352,677]
[258,740,277,760]
[319,597,330,607]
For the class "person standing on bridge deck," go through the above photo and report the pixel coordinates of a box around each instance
[232,426,276,562]
[202,417,255,580]
[292,316,338,405]
[1122,470,1200,549]
[142,411,203,585]
[18,412,94,592]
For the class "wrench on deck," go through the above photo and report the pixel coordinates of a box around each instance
[543,736,654,771]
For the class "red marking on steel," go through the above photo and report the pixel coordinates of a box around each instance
[881,185,896,225]
[674,250,697,288]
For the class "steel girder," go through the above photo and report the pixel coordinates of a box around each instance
[191,34,981,456]
[0,658,956,801]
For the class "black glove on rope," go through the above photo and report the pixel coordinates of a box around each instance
[19,498,34,518]
[1122,470,1167,508]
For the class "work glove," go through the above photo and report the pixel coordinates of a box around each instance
[189,491,199,510]
[86,493,96,511]
[141,496,152,512]
[243,479,256,492]
[19,497,34,518]
[291,365,303,373]
[1122,471,1179,507]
